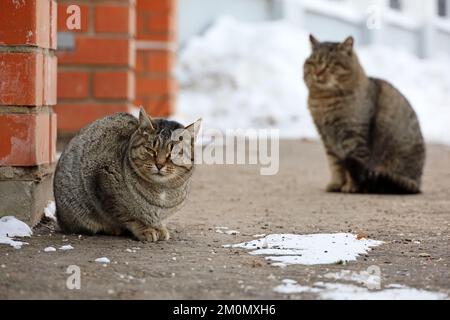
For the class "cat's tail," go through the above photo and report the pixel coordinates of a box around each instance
[368,170,421,195]
[343,157,421,194]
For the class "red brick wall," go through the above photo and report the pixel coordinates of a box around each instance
[55,0,136,133]
[135,0,177,117]
[54,0,177,134]
[0,0,57,166]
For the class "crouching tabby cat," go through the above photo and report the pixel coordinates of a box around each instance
[54,108,201,241]
[304,35,425,194]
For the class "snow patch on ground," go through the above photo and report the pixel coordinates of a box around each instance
[274,279,322,294]
[44,246,56,252]
[274,279,448,300]
[59,245,74,251]
[323,269,381,289]
[0,216,32,249]
[215,226,240,235]
[176,16,450,145]
[224,233,383,266]
[253,234,266,238]
[44,201,57,221]
[318,283,448,300]
[95,257,110,264]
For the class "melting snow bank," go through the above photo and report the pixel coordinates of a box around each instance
[274,279,448,300]
[0,216,32,249]
[176,16,450,145]
[224,233,383,266]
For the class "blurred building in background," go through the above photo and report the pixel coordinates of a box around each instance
[178,0,283,45]
[179,0,450,58]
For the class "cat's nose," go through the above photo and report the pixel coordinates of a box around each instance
[155,163,164,170]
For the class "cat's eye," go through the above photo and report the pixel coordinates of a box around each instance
[333,62,346,69]
[144,146,156,156]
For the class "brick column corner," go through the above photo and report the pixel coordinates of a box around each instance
[0,0,58,226]
[135,0,177,117]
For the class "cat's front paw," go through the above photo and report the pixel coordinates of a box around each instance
[140,226,170,242]
[326,181,344,193]
[341,182,359,193]
[157,226,170,241]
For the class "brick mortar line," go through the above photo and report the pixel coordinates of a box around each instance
[88,1,95,36]
[58,62,135,72]
[58,65,133,72]
[58,31,135,39]
[0,46,57,55]
[0,106,55,114]
[65,32,136,39]
[135,94,175,100]
[57,98,134,104]
[135,40,176,52]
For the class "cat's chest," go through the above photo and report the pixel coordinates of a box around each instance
[158,191,167,201]
[147,187,188,220]
[309,102,348,131]
[143,185,188,209]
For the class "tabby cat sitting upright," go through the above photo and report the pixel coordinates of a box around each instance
[304,35,425,194]
[54,108,201,241]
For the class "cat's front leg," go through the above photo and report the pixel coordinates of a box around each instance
[339,135,372,189]
[341,171,360,193]
[326,154,346,192]
[125,220,170,242]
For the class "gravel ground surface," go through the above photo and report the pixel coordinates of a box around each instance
[1,140,449,299]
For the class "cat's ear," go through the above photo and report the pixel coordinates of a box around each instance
[184,118,202,142]
[309,34,320,50]
[339,36,354,55]
[138,107,155,132]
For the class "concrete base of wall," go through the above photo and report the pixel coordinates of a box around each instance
[0,165,55,227]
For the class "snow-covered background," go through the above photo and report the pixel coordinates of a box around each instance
[175,17,450,145]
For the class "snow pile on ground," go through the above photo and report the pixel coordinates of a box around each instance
[273,279,448,300]
[224,233,383,266]
[44,201,57,221]
[0,216,32,249]
[176,16,450,145]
